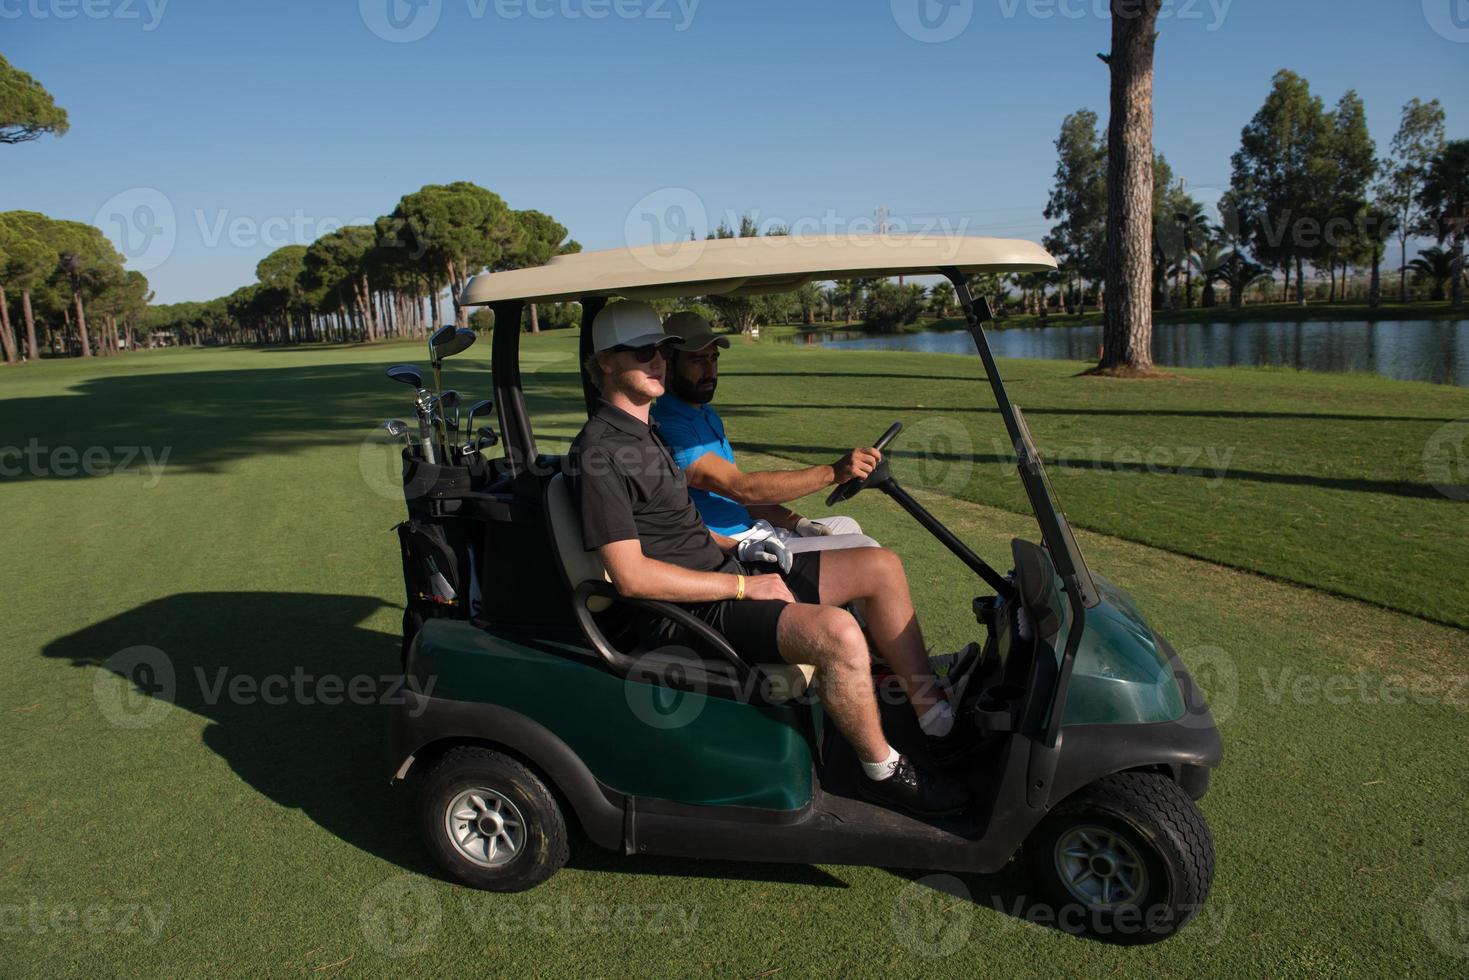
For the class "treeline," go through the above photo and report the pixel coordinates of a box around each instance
[147,182,579,347]
[1042,70,1468,312]
[0,211,151,362]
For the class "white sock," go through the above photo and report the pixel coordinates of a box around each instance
[919,700,955,738]
[860,745,901,781]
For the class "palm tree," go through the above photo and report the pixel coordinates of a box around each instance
[1417,140,1469,308]
[1194,241,1228,307]
[1408,246,1457,301]
[1170,199,1209,308]
[1214,251,1272,309]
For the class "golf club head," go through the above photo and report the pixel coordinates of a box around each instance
[440,389,461,410]
[476,425,499,449]
[386,364,423,388]
[435,327,477,361]
[428,324,457,366]
[382,419,410,440]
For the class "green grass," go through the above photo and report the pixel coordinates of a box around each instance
[1,341,1466,975]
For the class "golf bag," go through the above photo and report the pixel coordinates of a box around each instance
[394,449,497,664]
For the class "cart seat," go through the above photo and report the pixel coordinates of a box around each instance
[544,473,815,699]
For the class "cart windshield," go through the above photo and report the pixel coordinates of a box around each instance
[1012,406,1099,608]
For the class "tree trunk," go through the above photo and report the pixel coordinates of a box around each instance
[1099,0,1161,373]
[1453,231,1465,309]
[1295,256,1306,307]
[446,260,468,328]
[0,284,16,364]
[1369,247,1381,308]
[1328,260,1337,303]
[74,289,92,357]
[22,290,38,361]
[528,303,540,334]
[1399,236,1408,303]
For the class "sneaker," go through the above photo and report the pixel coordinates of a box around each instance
[856,755,970,816]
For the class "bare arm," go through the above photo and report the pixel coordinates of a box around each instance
[600,539,740,602]
[684,448,881,507]
[599,539,793,604]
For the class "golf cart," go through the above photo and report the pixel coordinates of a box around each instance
[386,235,1222,944]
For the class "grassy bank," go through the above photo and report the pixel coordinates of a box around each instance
[512,333,1469,629]
[1,343,1464,974]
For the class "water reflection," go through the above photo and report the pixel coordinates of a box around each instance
[775,320,1469,386]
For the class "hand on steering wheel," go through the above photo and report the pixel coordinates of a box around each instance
[825,422,903,508]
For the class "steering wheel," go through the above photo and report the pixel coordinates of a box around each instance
[825,422,903,508]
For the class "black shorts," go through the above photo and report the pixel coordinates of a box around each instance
[644,553,823,665]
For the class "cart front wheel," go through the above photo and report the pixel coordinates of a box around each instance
[1024,771,1214,944]
[418,746,569,892]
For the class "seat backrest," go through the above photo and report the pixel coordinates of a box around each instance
[545,472,612,611]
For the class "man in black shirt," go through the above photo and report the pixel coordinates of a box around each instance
[567,301,966,816]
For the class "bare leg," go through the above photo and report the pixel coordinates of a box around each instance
[816,548,947,720]
[774,603,888,763]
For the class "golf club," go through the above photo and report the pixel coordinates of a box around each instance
[386,364,439,464]
[438,389,462,462]
[429,325,477,398]
[464,398,493,441]
[428,324,456,396]
[383,418,411,448]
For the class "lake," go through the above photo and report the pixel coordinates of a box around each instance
[773,319,1469,386]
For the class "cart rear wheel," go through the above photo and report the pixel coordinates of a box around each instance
[1024,771,1214,944]
[418,746,569,892]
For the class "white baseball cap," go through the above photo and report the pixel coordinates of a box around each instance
[664,312,731,352]
[591,301,682,353]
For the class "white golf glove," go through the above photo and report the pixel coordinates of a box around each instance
[736,520,794,574]
[795,518,833,537]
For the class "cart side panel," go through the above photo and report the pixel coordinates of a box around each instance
[408,620,813,811]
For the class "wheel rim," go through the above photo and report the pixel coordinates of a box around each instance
[1053,824,1149,910]
[445,788,526,869]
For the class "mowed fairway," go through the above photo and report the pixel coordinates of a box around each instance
[2,336,1467,976]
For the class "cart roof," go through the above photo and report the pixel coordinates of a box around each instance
[460,234,1057,306]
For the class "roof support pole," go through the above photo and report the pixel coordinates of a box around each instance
[578,296,608,418]
[489,300,534,476]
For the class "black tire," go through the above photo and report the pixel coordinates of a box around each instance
[1024,771,1214,944]
[417,746,569,892]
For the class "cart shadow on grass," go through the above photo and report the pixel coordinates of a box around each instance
[41,590,1061,934]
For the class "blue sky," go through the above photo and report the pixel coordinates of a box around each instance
[4,0,1466,304]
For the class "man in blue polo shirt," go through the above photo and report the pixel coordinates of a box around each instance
[651,311,881,554]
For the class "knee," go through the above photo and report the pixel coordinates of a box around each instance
[816,608,867,667]
[870,547,904,582]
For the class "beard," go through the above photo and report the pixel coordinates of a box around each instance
[671,372,717,405]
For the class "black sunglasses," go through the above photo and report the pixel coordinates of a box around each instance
[611,340,677,363]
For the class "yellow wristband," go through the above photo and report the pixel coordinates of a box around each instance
[735,574,746,601]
